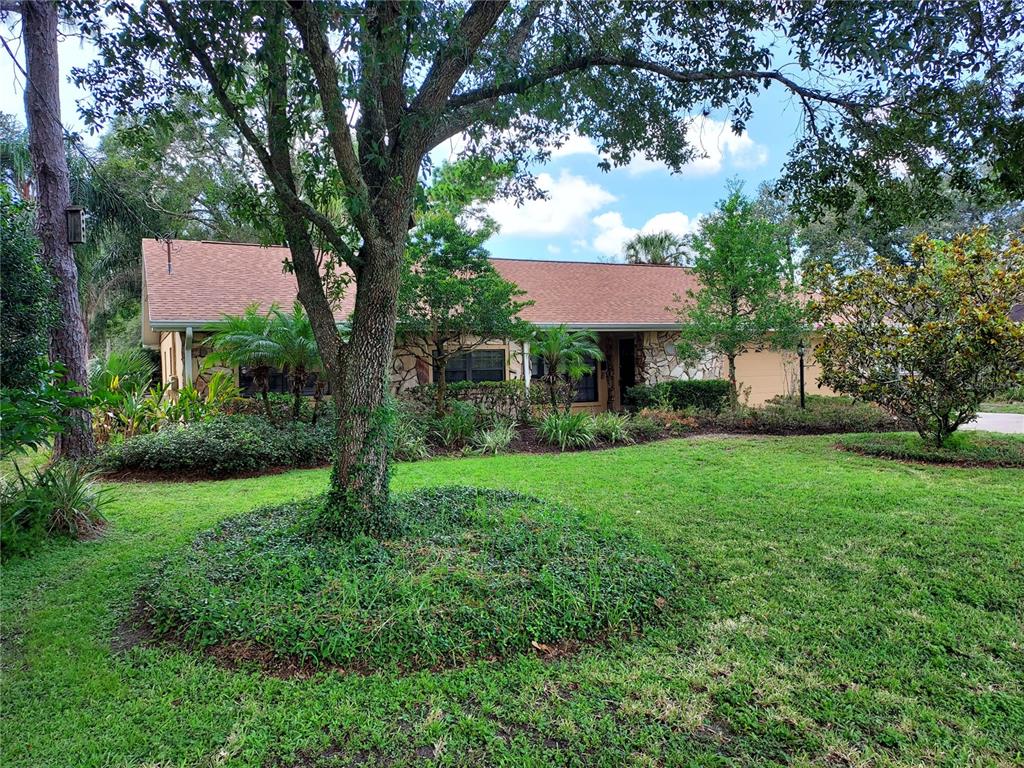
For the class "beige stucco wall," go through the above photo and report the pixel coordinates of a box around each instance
[159,331,182,389]
[730,338,835,406]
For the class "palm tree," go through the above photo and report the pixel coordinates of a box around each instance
[207,304,279,420]
[269,300,322,420]
[624,231,689,266]
[531,325,604,412]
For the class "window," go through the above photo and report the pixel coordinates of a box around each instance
[238,366,325,396]
[442,349,506,383]
[530,354,599,402]
[575,356,599,402]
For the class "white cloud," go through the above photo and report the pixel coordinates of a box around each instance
[622,116,768,177]
[487,171,616,237]
[591,210,703,258]
[546,244,562,255]
[550,133,599,159]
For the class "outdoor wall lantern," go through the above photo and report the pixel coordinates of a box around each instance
[65,205,85,244]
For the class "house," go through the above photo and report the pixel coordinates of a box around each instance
[141,238,834,409]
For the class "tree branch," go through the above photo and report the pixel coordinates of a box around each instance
[154,0,358,266]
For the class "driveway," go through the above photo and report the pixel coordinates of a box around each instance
[962,412,1024,434]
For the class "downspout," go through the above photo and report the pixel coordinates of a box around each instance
[184,326,194,386]
[522,340,531,388]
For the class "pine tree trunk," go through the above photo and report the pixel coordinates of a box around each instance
[433,340,447,417]
[22,0,94,459]
[727,354,738,408]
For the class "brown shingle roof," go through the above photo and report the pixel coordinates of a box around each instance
[142,238,697,328]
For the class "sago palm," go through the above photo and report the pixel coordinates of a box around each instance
[531,325,603,412]
[207,304,279,420]
[269,300,322,420]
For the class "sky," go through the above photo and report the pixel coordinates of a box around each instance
[1,27,808,264]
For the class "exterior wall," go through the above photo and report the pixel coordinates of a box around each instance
[638,330,721,384]
[729,337,835,406]
[158,331,182,389]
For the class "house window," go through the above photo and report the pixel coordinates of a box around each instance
[443,349,506,383]
[530,354,599,402]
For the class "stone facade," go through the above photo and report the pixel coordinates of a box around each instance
[637,331,721,384]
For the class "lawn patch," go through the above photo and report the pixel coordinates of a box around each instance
[836,430,1024,467]
[139,486,678,674]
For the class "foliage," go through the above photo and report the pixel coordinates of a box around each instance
[396,160,531,415]
[537,411,597,451]
[711,396,898,435]
[531,326,604,413]
[1,461,108,561]
[591,412,635,445]
[471,421,518,456]
[3,440,1024,765]
[810,229,1024,446]
[635,408,700,436]
[206,304,279,420]
[678,184,805,403]
[624,231,689,266]
[837,431,1024,467]
[391,405,431,462]
[428,400,481,451]
[0,186,55,390]
[268,301,322,420]
[89,348,156,397]
[142,486,677,670]
[0,366,92,459]
[98,415,334,478]
[624,379,733,413]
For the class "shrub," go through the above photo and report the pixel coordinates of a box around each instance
[537,411,596,451]
[392,405,431,462]
[429,400,480,449]
[98,415,334,477]
[1,462,108,560]
[836,431,1024,467]
[592,412,635,444]
[404,380,529,420]
[629,414,665,441]
[712,395,897,435]
[471,420,518,455]
[142,487,678,671]
[625,379,732,412]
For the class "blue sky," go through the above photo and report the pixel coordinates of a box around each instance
[2,31,807,264]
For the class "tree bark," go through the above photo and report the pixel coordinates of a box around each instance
[22,0,94,459]
[433,339,447,416]
[727,353,738,407]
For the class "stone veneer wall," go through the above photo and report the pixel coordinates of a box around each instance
[637,331,722,385]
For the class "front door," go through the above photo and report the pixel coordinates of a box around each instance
[617,337,636,410]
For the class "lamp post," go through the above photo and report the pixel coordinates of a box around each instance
[797,339,806,409]
[65,205,85,244]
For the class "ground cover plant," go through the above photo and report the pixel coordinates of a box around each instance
[2,437,1022,767]
[837,430,1024,467]
[142,486,676,672]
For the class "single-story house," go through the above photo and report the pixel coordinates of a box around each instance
[141,238,834,410]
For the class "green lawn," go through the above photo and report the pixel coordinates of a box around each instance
[981,401,1024,414]
[2,436,1022,767]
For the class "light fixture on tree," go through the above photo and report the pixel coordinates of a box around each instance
[65,205,85,244]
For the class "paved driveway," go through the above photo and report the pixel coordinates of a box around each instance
[962,412,1024,434]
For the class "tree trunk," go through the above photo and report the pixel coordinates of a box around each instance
[433,340,447,417]
[320,236,406,538]
[727,353,738,408]
[22,0,94,459]
[292,366,305,420]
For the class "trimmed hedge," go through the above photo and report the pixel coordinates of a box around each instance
[712,395,898,435]
[98,415,334,477]
[624,379,732,412]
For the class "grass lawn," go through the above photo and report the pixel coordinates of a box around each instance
[2,436,1022,767]
[981,402,1024,415]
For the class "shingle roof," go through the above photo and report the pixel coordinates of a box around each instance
[142,238,698,329]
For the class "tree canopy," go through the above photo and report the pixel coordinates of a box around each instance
[70,0,1024,533]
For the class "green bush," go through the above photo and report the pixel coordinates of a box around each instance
[538,411,596,451]
[713,395,897,435]
[592,412,635,444]
[392,404,431,461]
[404,380,529,420]
[836,431,1024,467]
[429,400,480,449]
[1,462,108,561]
[625,379,732,412]
[98,415,334,477]
[142,487,678,671]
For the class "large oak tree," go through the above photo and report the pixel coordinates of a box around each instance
[75,0,1024,536]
